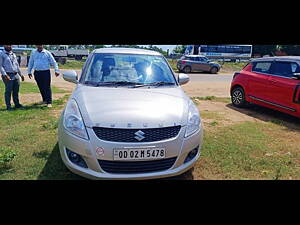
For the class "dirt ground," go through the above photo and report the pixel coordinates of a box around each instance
[182,82,230,97]
[195,100,263,126]
[19,93,67,105]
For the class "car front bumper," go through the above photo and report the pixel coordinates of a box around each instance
[58,118,203,180]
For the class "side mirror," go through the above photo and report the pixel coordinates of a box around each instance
[63,70,78,84]
[178,73,190,85]
[292,73,300,80]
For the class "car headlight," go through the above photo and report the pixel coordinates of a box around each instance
[185,102,201,137]
[63,99,89,140]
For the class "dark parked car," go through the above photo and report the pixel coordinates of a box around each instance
[177,55,221,74]
[231,56,300,118]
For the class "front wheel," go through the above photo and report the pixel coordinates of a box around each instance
[231,87,247,107]
[210,67,219,74]
[183,66,192,73]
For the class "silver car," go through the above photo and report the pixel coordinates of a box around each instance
[58,48,203,180]
[177,55,221,74]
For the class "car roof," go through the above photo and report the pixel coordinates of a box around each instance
[93,48,162,56]
[251,56,300,62]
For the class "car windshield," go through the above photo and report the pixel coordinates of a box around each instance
[83,53,177,86]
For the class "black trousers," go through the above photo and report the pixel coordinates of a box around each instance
[34,70,52,104]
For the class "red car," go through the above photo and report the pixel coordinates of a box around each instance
[231,57,300,118]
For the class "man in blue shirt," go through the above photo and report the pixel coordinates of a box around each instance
[28,45,60,108]
[0,45,25,110]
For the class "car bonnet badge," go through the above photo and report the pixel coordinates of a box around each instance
[134,130,145,141]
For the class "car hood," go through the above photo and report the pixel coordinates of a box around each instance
[72,85,190,129]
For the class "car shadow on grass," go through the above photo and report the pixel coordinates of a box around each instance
[37,143,84,180]
[226,103,300,132]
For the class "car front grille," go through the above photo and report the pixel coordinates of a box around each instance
[98,157,177,174]
[92,126,181,142]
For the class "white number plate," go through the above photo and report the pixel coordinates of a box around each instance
[113,148,166,161]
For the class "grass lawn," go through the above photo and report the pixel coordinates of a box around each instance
[0,81,66,96]
[200,121,300,179]
[220,62,248,73]
[193,97,300,180]
[58,59,85,70]
[0,82,299,179]
[0,82,80,180]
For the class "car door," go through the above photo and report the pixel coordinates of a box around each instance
[196,57,211,72]
[188,57,201,71]
[267,61,300,112]
[247,61,273,102]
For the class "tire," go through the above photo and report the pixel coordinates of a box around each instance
[231,87,247,107]
[210,67,218,74]
[183,66,192,73]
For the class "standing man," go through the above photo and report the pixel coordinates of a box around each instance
[28,45,60,108]
[0,45,25,111]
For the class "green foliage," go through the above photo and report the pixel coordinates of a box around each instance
[111,45,168,57]
[58,59,85,69]
[172,45,187,54]
[252,45,278,56]
[0,148,16,164]
[279,45,300,55]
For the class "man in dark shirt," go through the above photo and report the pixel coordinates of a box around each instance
[0,45,25,110]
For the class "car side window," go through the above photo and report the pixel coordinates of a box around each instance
[272,61,300,78]
[252,62,272,73]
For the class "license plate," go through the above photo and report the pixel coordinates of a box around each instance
[113,148,166,161]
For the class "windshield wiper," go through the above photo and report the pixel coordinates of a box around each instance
[130,81,176,88]
[148,81,176,86]
[84,81,99,86]
[96,81,144,87]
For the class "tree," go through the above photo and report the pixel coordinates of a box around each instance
[109,45,168,56]
[94,45,105,49]
[148,45,168,57]
[279,45,300,55]
[172,45,187,54]
[252,45,278,56]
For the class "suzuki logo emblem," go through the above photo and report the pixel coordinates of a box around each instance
[134,130,145,141]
